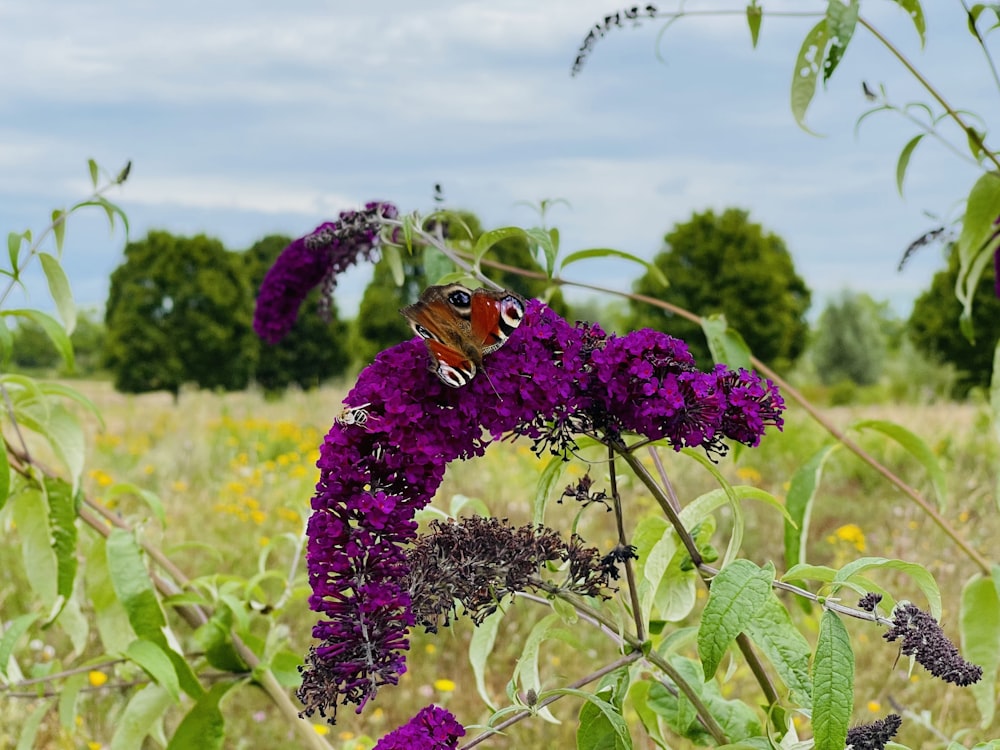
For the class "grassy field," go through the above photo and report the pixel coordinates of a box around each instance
[2,380,998,748]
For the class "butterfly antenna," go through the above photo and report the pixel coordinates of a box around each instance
[482,366,503,401]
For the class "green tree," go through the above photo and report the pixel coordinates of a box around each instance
[352,211,568,367]
[104,231,254,397]
[629,208,811,370]
[244,235,350,392]
[908,245,1000,395]
[810,291,888,386]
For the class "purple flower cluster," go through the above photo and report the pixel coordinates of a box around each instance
[252,202,397,344]
[373,705,465,749]
[883,602,982,686]
[296,299,785,721]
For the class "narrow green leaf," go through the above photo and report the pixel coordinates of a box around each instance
[790,20,829,133]
[833,556,941,619]
[653,517,715,623]
[45,478,79,604]
[698,560,775,678]
[746,3,763,47]
[853,418,948,508]
[0,443,10,512]
[701,314,752,370]
[110,684,172,750]
[50,210,67,256]
[895,134,924,195]
[39,253,76,333]
[534,456,567,525]
[812,611,854,750]
[0,613,41,680]
[105,482,166,526]
[165,681,236,750]
[470,608,504,710]
[472,227,527,266]
[573,687,634,750]
[422,245,455,284]
[956,172,1000,328]
[1,309,75,372]
[106,529,204,699]
[823,0,860,83]
[86,536,136,655]
[560,248,668,287]
[42,404,86,492]
[58,672,86,731]
[628,680,669,749]
[88,159,99,188]
[8,231,24,271]
[993,341,1000,509]
[784,444,839,571]
[126,639,182,702]
[15,698,54,750]
[514,613,562,723]
[11,489,58,609]
[36,381,104,428]
[525,227,557,278]
[961,575,1000,726]
[887,0,926,46]
[743,593,813,708]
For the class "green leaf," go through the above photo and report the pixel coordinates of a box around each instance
[58,672,86,731]
[88,159,99,188]
[698,560,775,679]
[8,230,25,272]
[653,516,715,623]
[470,607,504,710]
[16,698,54,750]
[784,443,839,572]
[525,227,558,278]
[0,613,41,681]
[560,248,667,287]
[0,442,10,512]
[11,488,58,609]
[823,0,860,83]
[106,528,203,699]
[853,418,948,508]
[812,611,853,750]
[70,195,131,237]
[573,687,634,750]
[422,245,455,284]
[1,309,75,372]
[887,0,926,46]
[833,556,941,619]
[628,680,669,749]
[106,482,166,526]
[746,3,763,47]
[472,227,527,267]
[956,172,1000,328]
[165,681,236,750]
[126,638,182,702]
[534,456,567,525]
[110,684,172,750]
[993,341,1000,509]
[86,536,136,655]
[41,404,86,492]
[743,593,813,708]
[790,20,829,133]
[45,477,79,605]
[194,609,248,673]
[513,613,563,723]
[895,134,924,195]
[51,210,67,255]
[39,252,76,333]
[701,314,752,370]
[961,575,1000,726]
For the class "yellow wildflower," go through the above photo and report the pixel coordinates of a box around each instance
[434,679,456,692]
[88,671,108,687]
[833,523,866,552]
[312,724,329,736]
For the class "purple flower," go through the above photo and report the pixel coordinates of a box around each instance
[297,299,786,721]
[373,705,465,749]
[253,202,397,344]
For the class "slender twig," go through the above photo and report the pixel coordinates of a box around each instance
[607,443,646,642]
[859,15,1000,172]
[958,0,1000,97]
[647,446,681,514]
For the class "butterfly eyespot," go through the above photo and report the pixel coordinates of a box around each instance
[414,324,432,339]
[447,289,471,307]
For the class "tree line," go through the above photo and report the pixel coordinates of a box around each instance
[6,208,998,399]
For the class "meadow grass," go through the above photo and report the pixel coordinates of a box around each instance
[1,381,997,748]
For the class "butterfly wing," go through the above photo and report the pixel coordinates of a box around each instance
[469,290,526,354]
[424,338,477,388]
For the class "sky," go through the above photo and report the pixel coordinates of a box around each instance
[0,0,995,322]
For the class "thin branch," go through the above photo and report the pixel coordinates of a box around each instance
[607,443,646,642]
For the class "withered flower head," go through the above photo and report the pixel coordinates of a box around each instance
[883,602,982,686]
